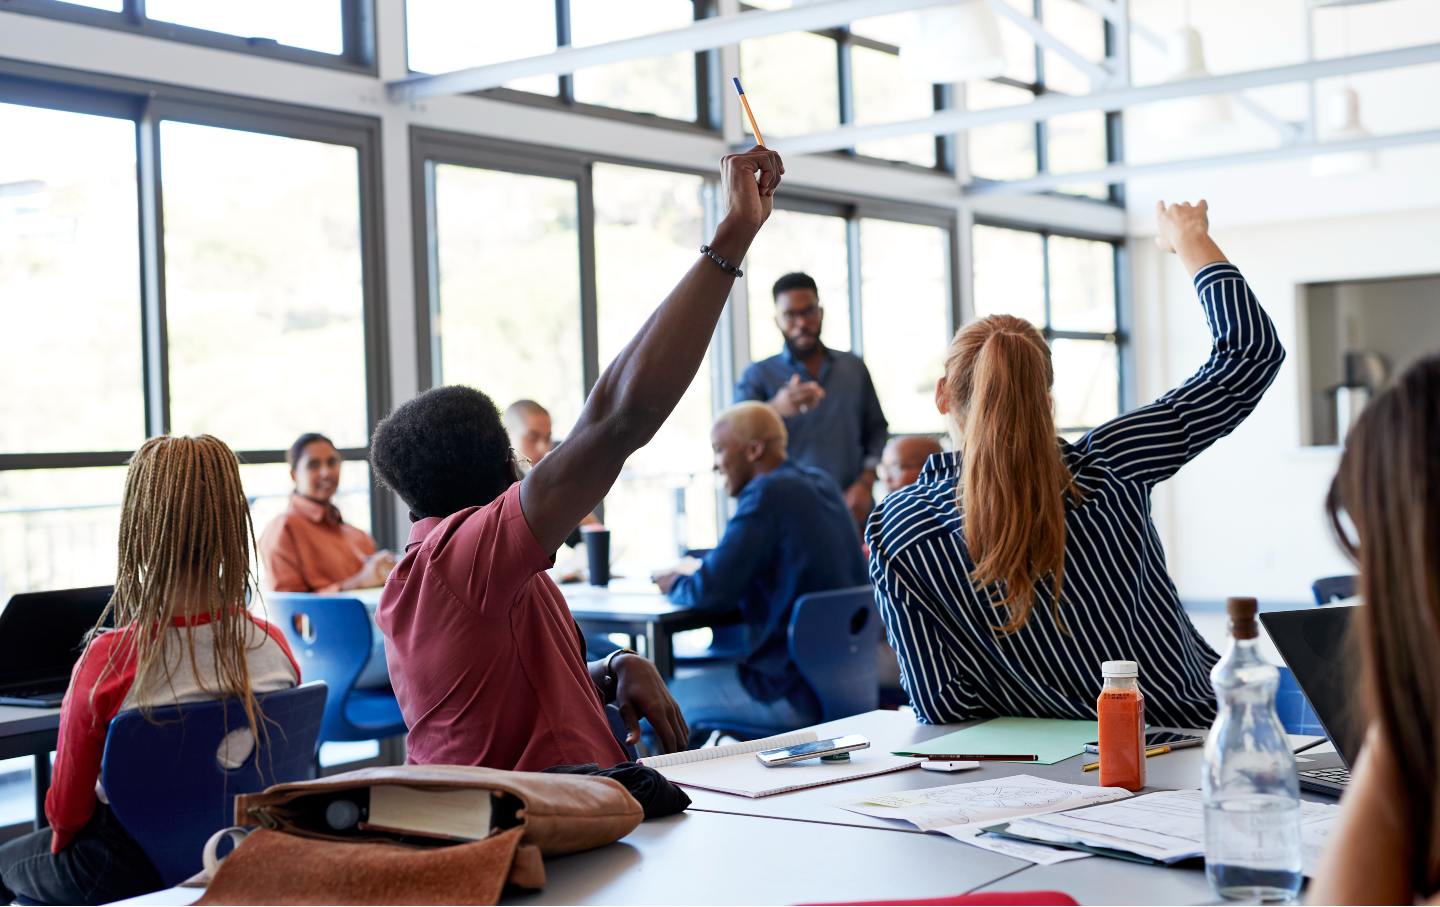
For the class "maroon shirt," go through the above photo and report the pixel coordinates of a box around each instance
[377,483,626,770]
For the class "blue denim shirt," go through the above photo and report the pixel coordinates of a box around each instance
[735,346,889,490]
[667,461,868,706]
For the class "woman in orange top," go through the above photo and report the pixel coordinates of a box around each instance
[258,433,395,593]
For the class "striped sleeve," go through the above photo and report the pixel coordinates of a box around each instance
[1075,262,1285,486]
[870,543,968,725]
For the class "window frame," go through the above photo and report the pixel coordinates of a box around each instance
[0,0,376,73]
[0,60,395,547]
[970,217,1128,433]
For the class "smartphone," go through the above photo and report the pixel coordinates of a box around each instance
[756,735,870,766]
[1082,730,1204,754]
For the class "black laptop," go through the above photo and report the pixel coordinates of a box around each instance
[0,586,113,707]
[1260,605,1361,797]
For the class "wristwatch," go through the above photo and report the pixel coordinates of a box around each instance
[601,647,638,700]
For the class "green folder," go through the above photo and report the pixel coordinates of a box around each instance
[892,717,1099,764]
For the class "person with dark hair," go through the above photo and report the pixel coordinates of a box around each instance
[869,200,1284,728]
[1309,352,1440,903]
[257,432,394,594]
[370,146,784,770]
[735,271,889,528]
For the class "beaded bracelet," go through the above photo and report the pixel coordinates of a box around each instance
[700,244,743,278]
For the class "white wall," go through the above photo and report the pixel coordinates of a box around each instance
[1130,205,1440,606]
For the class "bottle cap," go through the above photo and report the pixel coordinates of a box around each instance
[1227,596,1259,640]
[1101,660,1138,677]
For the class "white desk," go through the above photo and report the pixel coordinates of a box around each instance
[558,579,739,678]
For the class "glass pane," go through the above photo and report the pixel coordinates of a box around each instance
[161,122,368,451]
[570,0,697,121]
[739,31,840,139]
[592,165,713,573]
[1047,111,1109,199]
[745,209,851,364]
[0,756,36,828]
[1047,236,1116,333]
[995,0,1038,83]
[145,0,343,55]
[432,164,584,435]
[1039,0,1105,95]
[1051,338,1118,429]
[0,103,143,454]
[850,13,911,46]
[851,45,936,167]
[971,225,1045,325]
[405,0,558,95]
[860,220,950,435]
[245,460,372,588]
[0,466,127,605]
[966,80,1038,181]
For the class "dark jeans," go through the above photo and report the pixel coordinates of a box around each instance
[669,665,820,745]
[0,804,162,905]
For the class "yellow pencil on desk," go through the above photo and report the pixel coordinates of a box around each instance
[732,77,766,147]
[1082,744,1171,772]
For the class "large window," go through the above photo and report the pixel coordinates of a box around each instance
[0,88,387,611]
[966,0,1116,199]
[7,0,368,68]
[592,164,716,569]
[161,123,369,450]
[972,224,1122,435]
[405,0,704,124]
[429,163,585,432]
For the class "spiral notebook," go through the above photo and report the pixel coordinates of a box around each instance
[640,731,923,798]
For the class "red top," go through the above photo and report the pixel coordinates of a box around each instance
[377,483,626,771]
[47,612,300,853]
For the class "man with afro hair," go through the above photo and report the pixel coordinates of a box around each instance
[371,146,784,770]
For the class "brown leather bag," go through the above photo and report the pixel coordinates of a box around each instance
[196,764,644,905]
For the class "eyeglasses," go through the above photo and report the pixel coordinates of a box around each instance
[778,305,821,325]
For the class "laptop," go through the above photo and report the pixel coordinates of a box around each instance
[0,586,113,707]
[1259,605,1361,797]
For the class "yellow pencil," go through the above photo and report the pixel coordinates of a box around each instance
[732,77,766,147]
[1082,744,1172,772]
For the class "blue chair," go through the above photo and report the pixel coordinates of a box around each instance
[689,585,880,740]
[100,683,326,887]
[1275,666,1326,736]
[1312,575,1357,605]
[264,594,407,748]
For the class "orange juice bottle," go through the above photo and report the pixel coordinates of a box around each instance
[1097,660,1145,791]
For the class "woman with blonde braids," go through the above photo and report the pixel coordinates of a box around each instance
[867,200,1285,727]
[0,435,299,906]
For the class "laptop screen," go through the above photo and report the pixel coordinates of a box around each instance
[1259,605,1363,766]
[0,586,113,690]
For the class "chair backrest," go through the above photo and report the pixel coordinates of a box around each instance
[788,586,880,722]
[101,682,326,886]
[263,593,373,742]
[1312,575,1357,605]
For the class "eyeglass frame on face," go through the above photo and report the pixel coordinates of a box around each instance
[777,303,822,326]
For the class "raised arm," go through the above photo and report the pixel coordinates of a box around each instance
[1074,200,1285,487]
[520,148,783,552]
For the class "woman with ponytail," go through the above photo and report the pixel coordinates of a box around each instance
[0,436,300,905]
[867,200,1284,728]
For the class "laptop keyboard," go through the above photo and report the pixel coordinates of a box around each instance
[1300,767,1351,785]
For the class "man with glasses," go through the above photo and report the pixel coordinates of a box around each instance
[736,272,889,528]
[653,402,866,738]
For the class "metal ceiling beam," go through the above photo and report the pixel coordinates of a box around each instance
[770,42,1440,154]
[387,0,956,103]
[965,126,1440,195]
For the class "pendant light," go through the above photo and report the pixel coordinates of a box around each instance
[899,0,1007,84]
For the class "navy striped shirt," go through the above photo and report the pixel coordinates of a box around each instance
[866,263,1285,728]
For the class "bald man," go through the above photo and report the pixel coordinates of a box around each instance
[878,435,944,496]
[503,399,553,469]
[654,402,866,737]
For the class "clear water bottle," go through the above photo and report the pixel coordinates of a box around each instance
[1202,596,1302,902]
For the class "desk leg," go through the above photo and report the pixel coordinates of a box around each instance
[647,624,674,680]
[33,752,50,830]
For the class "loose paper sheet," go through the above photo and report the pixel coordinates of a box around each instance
[840,774,1133,864]
[893,718,1099,764]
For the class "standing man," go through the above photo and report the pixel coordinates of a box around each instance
[735,272,889,527]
